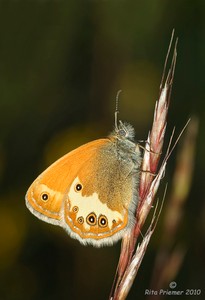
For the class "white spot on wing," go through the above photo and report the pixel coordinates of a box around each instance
[68,177,123,228]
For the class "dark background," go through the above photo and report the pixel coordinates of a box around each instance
[0,1,204,300]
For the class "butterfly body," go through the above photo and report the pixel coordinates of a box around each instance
[26,122,141,246]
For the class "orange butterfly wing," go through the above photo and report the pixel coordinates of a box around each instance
[25,139,109,225]
[26,129,140,247]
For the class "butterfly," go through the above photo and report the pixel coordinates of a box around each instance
[25,111,142,247]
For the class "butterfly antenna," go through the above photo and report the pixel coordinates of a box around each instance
[115,90,122,130]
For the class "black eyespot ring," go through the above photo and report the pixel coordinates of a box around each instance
[86,213,97,226]
[98,215,108,228]
[41,193,49,201]
[77,216,84,224]
[72,206,79,213]
[75,183,82,192]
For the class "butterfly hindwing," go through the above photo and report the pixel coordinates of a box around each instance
[62,138,138,246]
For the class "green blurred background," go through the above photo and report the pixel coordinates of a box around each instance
[0,1,204,300]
